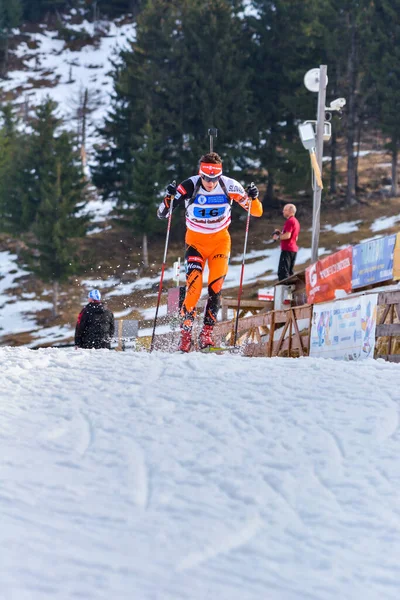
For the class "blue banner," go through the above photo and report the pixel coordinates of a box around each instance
[352,234,396,289]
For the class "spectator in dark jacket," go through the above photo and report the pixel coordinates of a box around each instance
[75,289,115,349]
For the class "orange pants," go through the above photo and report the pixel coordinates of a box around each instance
[181,228,231,329]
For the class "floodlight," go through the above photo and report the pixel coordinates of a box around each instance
[298,122,316,151]
[304,68,328,92]
[303,120,331,142]
[298,122,323,189]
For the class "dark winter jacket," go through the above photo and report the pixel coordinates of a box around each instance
[74,301,115,349]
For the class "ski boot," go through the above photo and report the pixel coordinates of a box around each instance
[179,329,192,353]
[199,325,214,349]
[178,307,196,353]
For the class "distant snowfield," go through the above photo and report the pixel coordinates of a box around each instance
[1,348,400,599]
[4,17,136,152]
[0,251,53,337]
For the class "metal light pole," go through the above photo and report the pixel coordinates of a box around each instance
[300,67,346,264]
[311,65,327,264]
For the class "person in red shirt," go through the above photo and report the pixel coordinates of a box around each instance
[272,203,300,281]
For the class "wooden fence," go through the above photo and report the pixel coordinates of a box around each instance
[375,290,400,362]
[150,289,400,361]
[213,304,312,357]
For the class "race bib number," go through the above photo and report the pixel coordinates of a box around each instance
[193,206,226,219]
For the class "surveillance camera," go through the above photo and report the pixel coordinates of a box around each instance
[329,98,346,111]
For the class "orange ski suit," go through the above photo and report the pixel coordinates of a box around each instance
[157,173,263,330]
[176,176,263,329]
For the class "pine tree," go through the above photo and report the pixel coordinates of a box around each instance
[21,99,63,228]
[0,105,29,233]
[96,0,143,18]
[93,0,253,204]
[20,0,69,21]
[310,0,375,204]
[367,0,400,196]
[170,0,253,175]
[0,0,22,75]
[118,121,164,268]
[247,0,318,205]
[25,99,90,317]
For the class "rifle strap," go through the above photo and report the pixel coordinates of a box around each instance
[186,176,232,210]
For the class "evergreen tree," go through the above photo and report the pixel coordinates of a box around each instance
[367,0,400,196]
[25,99,90,317]
[247,0,318,205]
[171,0,253,175]
[21,99,64,228]
[20,0,69,21]
[92,88,136,203]
[93,0,253,207]
[96,0,143,18]
[118,121,164,268]
[307,0,347,196]
[0,0,22,75]
[0,105,29,233]
[311,0,374,204]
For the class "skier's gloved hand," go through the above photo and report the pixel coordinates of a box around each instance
[163,180,177,210]
[247,182,259,199]
[163,195,171,210]
[157,199,169,219]
[166,181,177,197]
[157,180,176,219]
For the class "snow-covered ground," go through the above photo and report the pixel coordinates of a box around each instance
[1,348,400,600]
[4,16,136,153]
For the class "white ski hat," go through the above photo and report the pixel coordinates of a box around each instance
[88,289,101,301]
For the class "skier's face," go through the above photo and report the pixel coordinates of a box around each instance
[201,177,219,192]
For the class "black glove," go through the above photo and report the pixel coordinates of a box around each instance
[273,229,281,236]
[247,182,259,199]
[157,181,176,219]
[166,181,177,197]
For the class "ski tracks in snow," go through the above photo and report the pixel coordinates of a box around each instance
[3,350,400,599]
[176,513,263,572]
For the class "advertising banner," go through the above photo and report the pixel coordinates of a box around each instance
[258,288,274,301]
[305,247,352,304]
[392,233,400,280]
[309,294,378,360]
[352,235,396,289]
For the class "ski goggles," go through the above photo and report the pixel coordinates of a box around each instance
[199,162,222,182]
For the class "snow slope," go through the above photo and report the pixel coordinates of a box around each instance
[4,16,136,153]
[2,347,400,599]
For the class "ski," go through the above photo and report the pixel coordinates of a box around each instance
[199,346,240,354]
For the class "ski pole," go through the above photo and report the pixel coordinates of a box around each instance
[233,193,253,347]
[150,197,174,352]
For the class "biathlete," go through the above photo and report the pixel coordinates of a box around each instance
[157,152,263,352]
